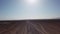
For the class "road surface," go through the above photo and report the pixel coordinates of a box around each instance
[0,20,60,34]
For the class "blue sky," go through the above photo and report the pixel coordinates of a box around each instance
[0,0,60,20]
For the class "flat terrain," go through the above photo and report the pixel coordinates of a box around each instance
[0,19,60,34]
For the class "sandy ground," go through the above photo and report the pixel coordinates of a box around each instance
[0,20,60,34]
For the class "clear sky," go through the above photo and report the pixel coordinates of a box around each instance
[0,0,60,20]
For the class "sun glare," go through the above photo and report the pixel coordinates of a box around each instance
[25,0,38,5]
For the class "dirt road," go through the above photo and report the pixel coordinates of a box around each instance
[0,20,60,34]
